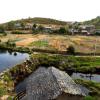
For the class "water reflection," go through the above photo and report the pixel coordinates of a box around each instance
[0,49,7,53]
[0,50,29,72]
[71,73,100,82]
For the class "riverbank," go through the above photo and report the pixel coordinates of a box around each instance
[0,53,100,99]
[0,44,31,53]
[0,61,31,99]
[75,79,100,99]
[30,53,100,74]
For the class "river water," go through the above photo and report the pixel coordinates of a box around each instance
[71,73,100,82]
[0,50,29,73]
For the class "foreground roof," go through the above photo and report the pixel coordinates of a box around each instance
[26,67,86,100]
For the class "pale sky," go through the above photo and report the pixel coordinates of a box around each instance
[0,0,100,23]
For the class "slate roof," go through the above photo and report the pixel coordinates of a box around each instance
[26,67,86,100]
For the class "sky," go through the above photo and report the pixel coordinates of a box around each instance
[0,0,100,23]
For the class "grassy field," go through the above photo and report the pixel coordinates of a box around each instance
[1,34,100,53]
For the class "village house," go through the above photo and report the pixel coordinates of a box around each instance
[25,23,33,30]
[69,25,95,35]
[14,23,23,29]
[79,25,95,35]
[43,26,53,33]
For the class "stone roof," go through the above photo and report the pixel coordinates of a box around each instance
[26,67,86,100]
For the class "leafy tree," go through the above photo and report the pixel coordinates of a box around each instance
[21,22,25,29]
[67,45,75,55]
[32,24,37,29]
[7,21,15,30]
[0,87,7,97]
[5,40,16,48]
[32,24,38,34]
[58,27,67,34]
[38,25,44,32]
[0,26,5,33]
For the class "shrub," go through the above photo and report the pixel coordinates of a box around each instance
[0,87,7,97]
[12,31,23,34]
[67,45,75,55]
[84,96,96,100]
[0,26,5,33]
[7,96,13,100]
[58,27,67,34]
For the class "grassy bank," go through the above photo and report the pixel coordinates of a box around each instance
[30,54,100,73]
[0,53,100,98]
[0,61,32,98]
[75,79,100,100]
[0,44,31,53]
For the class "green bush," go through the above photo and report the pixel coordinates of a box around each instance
[0,87,7,97]
[7,96,13,100]
[67,45,75,55]
[84,96,96,100]
[12,31,24,34]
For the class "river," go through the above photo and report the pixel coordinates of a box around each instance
[0,50,29,73]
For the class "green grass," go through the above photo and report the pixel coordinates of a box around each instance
[76,57,100,67]
[29,40,59,52]
[31,54,100,73]
[29,40,50,48]
[84,96,98,100]
[11,38,25,42]
[0,86,7,97]
[75,79,100,99]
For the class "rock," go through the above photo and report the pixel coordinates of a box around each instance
[25,67,86,100]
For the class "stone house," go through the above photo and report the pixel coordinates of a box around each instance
[79,25,95,35]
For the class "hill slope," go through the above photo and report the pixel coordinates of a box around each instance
[1,17,67,26]
[83,16,100,29]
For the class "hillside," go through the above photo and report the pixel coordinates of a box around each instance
[83,16,100,29]
[1,17,67,26]
[24,17,67,25]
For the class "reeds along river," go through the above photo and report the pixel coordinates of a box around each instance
[0,49,29,73]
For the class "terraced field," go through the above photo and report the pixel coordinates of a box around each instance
[1,34,100,53]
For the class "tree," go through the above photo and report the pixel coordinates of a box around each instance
[0,26,5,33]
[21,22,25,29]
[32,24,38,34]
[58,27,67,34]
[38,25,44,32]
[67,45,75,55]
[7,21,15,30]
[32,24,37,29]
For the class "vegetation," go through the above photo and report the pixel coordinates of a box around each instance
[0,53,100,98]
[0,17,67,31]
[12,30,24,34]
[0,40,31,53]
[0,26,5,33]
[29,54,100,73]
[58,27,67,34]
[20,17,67,25]
[0,86,7,97]
[83,16,100,29]
[67,45,75,55]
[84,96,97,100]
[75,79,100,99]
[29,40,49,47]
